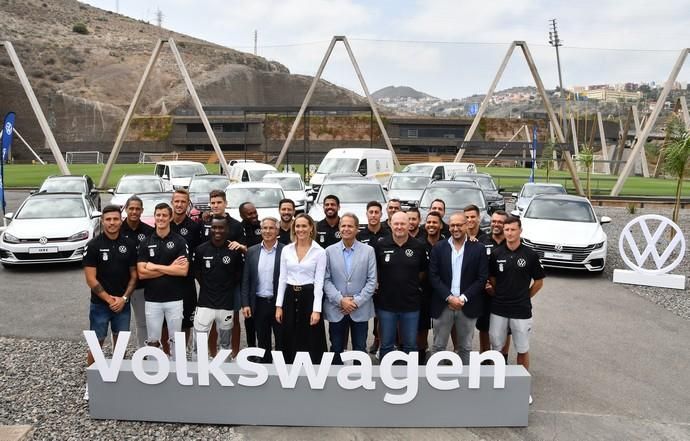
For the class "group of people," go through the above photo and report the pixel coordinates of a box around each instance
[84,189,545,403]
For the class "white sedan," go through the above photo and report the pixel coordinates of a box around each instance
[519,194,611,272]
[262,172,309,213]
[0,193,101,267]
[224,182,285,221]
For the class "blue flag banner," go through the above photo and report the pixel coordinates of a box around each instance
[529,126,538,183]
[2,112,16,164]
[0,150,5,212]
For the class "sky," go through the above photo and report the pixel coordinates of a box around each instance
[80,0,690,100]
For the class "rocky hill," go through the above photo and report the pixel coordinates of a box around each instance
[0,0,364,156]
[372,85,436,100]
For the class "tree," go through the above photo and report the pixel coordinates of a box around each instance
[579,144,594,199]
[663,116,690,225]
[540,140,556,182]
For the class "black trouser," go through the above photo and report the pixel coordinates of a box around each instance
[245,316,256,347]
[253,296,282,363]
[282,284,326,364]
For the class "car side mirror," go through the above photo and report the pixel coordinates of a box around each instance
[600,216,612,224]
[107,188,115,194]
[488,206,495,215]
[498,188,505,193]
[4,212,14,220]
[29,190,37,195]
[511,192,518,198]
[511,210,520,217]
[91,210,102,218]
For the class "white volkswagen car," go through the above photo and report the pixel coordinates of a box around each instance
[262,172,309,213]
[108,174,170,208]
[519,195,611,272]
[224,182,285,221]
[0,193,101,267]
[308,176,387,227]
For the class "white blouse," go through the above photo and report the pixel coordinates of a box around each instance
[276,240,327,312]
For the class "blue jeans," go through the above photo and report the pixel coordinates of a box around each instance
[378,308,419,360]
[89,301,131,341]
[328,315,368,365]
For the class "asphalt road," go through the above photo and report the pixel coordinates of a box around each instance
[1,190,689,440]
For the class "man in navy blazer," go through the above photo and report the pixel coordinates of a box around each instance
[429,211,488,365]
[324,213,377,364]
[241,217,284,363]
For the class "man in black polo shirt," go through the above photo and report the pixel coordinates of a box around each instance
[278,198,295,245]
[489,216,545,405]
[374,211,427,360]
[170,189,202,344]
[384,198,402,230]
[357,201,389,246]
[137,203,190,357]
[193,215,243,358]
[477,210,508,353]
[316,194,340,248]
[119,195,154,349]
[464,204,488,241]
[84,205,138,383]
[430,199,451,238]
[200,189,243,247]
[407,207,427,242]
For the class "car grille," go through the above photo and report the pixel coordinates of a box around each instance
[18,237,69,244]
[522,240,602,263]
[194,203,210,211]
[12,251,76,260]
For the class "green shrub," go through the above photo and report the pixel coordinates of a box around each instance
[72,23,89,35]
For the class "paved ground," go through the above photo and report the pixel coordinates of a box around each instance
[1,190,689,439]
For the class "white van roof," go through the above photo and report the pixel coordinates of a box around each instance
[232,163,277,170]
[323,148,393,158]
[155,160,205,166]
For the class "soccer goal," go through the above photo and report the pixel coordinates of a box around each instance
[65,151,104,164]
[138,152,179,164]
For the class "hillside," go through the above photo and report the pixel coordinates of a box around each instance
[0,0,364,155]
[372,85,437,100]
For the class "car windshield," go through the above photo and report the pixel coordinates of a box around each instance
[17,198,86,219]
[317,158,359,174]
[247,169,275,181]
[116,179,163,194]
[40,179,84,193]
[170,164,207,178]
[389,175,431,190]
[188,177,230,193]
[317,183,385,204]
[525,199,596,222]
[138,196,173,217]
[226,187,284,208]
[401,164,434,175]
[420,187,486,209]
[264,176,303,191]
[472,175,496,191]
[522,185,566,198]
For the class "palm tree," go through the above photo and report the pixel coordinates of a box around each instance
[541,140,556,183]
[663,116,690,225]
[579,144,594,199]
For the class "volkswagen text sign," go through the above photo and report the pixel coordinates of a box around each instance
[613,214,686,289]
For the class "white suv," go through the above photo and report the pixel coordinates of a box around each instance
[154,161,208,189]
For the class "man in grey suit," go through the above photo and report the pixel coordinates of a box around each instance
[324,213,377,365]
[241,217,284,363]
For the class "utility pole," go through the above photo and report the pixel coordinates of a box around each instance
[155,8,163,27]
[115,0,119,13]
[549,19,568,140]
[254,30,258,55]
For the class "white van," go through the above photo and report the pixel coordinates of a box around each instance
[229,162,277,182]
[309,148,394,195]
[400,162,477,181]
[154,160,208,189]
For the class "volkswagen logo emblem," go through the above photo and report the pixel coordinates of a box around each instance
[39,237,48,244]
[554,244,563,252]
[619,215,686,275]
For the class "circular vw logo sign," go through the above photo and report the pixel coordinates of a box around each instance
[4,122,12,136]
[517,258,527,268]
[166,241,175,249]
[335,231,341,239]
[554,244,563,252]
[619,215,686,275]
[222,256,231,264]
[180,227,188,236]
[39,237,48,244]
[405,249,414,257]
[137,233,145,242]
[118,245,128,254]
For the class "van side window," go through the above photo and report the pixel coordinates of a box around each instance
[164,166,170,178]
[357,160,367,176]
[155,165,164,177]
[433,167,444,181]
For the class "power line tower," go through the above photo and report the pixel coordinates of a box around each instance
[549,18,567,138]
[155,7,163,27]
[254,30,258,55]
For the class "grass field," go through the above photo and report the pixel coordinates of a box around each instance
[2,163,688,197]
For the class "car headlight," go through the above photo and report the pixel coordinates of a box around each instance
[2,232,19,244]
[68,230,90,242]
[592,241,605,249]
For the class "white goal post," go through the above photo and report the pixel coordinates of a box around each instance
[138,152,179,164]
[65,151,103,164]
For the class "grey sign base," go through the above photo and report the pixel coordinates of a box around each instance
[88,361,531,427]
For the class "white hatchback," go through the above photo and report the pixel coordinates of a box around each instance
[519,194,611,272]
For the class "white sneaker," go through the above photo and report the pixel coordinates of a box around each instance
[529,395,533,405]
[83,384,89,401]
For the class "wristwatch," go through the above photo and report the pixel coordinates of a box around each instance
[122,296,129,303]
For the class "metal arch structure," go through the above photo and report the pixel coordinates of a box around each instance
[0,41,70,174]
[274,36,399,169]
[99,38,231,188]
[611,48,690,196]
[454,41,582,196]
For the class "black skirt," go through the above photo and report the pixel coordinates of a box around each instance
[281,284,327,364]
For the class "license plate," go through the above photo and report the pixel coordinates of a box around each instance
[29,247,58,254]
[544,251,572,260]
